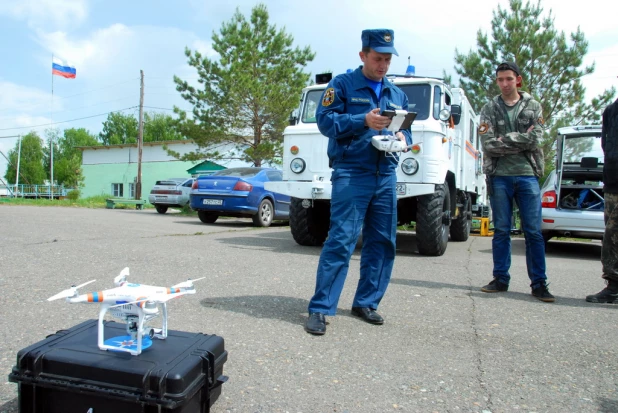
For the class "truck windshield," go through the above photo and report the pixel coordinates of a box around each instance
[302,90,322,123]
[399,84,432,120]
[302,84,432,122]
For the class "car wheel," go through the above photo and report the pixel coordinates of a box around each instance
[155,204,168,214]
[198,211,218,224]
[253,199,274,227]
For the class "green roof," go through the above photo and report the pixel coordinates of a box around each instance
[186,160,226,175]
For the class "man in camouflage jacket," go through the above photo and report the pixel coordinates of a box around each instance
[586,97,618,303]
[478,61,554,302]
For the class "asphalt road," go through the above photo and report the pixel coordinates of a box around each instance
[0,205,616,413]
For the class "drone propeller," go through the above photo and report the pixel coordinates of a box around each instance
[108,292,188,309]
[171,277,205,289]
[47,279,97,301]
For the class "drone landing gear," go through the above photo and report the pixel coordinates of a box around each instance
[97,303,169,356]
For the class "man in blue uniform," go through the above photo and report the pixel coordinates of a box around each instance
[304,28,412,335]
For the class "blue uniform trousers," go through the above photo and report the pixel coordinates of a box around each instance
[308,171,397,315]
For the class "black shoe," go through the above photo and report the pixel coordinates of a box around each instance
[351,307,384,325]
[531,284,555,302]
[305,313,326,335]
[586,284,618,303]
[481,279,508,293]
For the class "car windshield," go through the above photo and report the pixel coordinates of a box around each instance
[211,168,261,177]
[563,135,604,164]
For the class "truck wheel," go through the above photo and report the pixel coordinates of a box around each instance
[198,211,218,224]
[290,197,330,246]
[252,199,274,227]
[416,184,451,256]
[155,204,168,214]
[450,192,471,242]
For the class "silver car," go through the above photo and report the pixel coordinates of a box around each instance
[148,178,194,214]
[540,125,605,243]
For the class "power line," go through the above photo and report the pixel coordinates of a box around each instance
[0,107,138,131]
[0,135,21,139]
[143,106,176,111]
[61,96,137,112]
[53,78,139,99]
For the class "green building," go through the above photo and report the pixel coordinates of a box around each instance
[78,141,228,199]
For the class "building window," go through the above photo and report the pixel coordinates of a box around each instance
[129,183,135,198]
[112,183,123,197]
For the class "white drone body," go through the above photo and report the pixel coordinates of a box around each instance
[371,109,415,153]
[47,267,204,356]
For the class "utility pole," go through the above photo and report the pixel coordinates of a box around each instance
[50,134,55,199]
[136,70,144,200]
[15,135,22,197]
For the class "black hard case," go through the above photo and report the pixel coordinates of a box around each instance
[9,320,227,413]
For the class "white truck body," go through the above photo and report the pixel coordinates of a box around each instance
[266,74,487,255]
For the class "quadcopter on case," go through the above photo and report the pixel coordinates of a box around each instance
[47,267,204,355]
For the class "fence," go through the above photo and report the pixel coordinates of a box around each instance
[0,184,68,199]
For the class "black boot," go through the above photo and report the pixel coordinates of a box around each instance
[586,279,618,303]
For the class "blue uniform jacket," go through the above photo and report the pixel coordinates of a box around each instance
[316,66,412,175]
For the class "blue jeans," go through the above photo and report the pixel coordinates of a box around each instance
[490,176,547,288]
[308,171,397,315]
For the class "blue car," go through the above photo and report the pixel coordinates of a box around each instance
[190,167,290,227]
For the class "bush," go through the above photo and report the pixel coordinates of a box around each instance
[67,189,80,200]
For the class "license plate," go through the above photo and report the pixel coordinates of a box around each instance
[203,199,223,205]
[155,196,166,199]
[396,184,406,195]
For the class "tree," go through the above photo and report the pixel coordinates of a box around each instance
[3,132,47,185]
[99,112,139,145]
[172,3,315,166]
[453,0,616,181]
[99,112,184,145]
[44,128,100,188]
[143,112,185,142]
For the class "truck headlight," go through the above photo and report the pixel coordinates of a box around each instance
[290,158,306,173]
[401,158,419,175]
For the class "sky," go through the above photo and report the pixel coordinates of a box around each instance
[1,0,617,181]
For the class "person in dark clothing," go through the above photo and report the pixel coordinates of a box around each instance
[586,98,618,303]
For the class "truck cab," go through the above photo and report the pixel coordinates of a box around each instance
[266,72,487,256]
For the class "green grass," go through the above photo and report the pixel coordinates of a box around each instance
[0,195,134,209]
[176,204,197,216]
[0,197,204,214]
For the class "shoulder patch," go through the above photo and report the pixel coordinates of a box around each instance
[479,123,489,135]
[322,88,335,107]
[537,117,544,125]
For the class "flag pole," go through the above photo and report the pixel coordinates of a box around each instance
[50,53,54,200]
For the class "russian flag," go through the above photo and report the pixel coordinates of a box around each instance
[52,57,76,79]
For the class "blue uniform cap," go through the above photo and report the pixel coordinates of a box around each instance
[361,29,398,56]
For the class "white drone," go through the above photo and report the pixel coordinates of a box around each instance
[47,267,204,356]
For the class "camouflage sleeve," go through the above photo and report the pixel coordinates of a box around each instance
[602,105,609,153]
[501,103,544,151]
[479,103,521,156]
